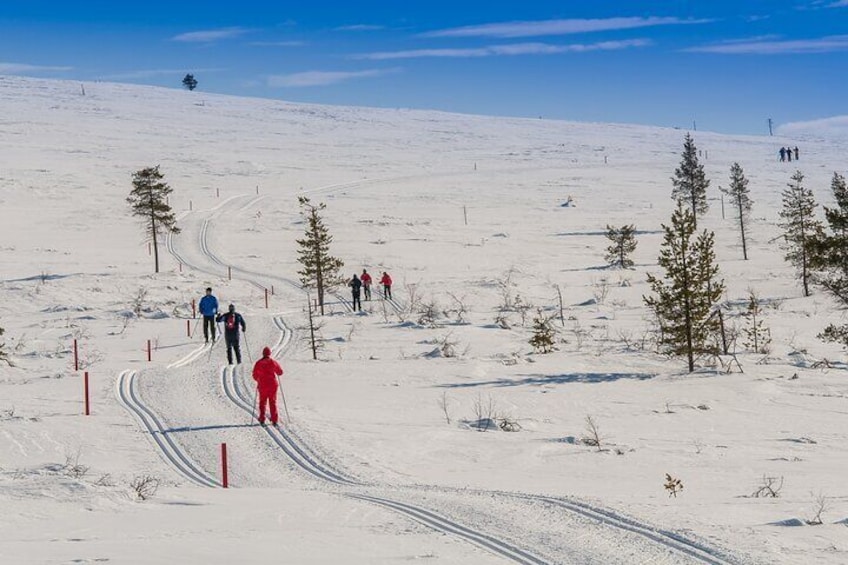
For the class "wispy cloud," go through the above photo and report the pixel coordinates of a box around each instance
[422,17,710,39]
[829,0,848,6]
[0,62,73,73]
[354,39,650,60]
[267,68,399,87]
[100,68,225,80]
[172,27,249,43]
[249,40,306,47]
[335,24,385,32]
[687,34,848,54]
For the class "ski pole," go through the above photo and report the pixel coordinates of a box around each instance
[250,384,259,426]
[191,317,201,340]
[277,375,291,423]
[243,331,254,363]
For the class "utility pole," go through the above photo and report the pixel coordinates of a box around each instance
[768,118,774,136]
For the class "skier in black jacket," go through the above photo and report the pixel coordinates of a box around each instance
[216,304,246,364]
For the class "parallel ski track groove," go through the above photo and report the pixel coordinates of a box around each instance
[115,370,220,488]
[348,494,549,565]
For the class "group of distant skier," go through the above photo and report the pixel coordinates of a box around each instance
[779,146,800,162]
[347,269,392,312]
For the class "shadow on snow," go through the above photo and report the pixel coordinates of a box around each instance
[437,372,655,389]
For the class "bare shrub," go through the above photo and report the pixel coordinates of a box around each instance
[131,287,149,317]
[437,333,465,358]
[437,391,452,424]
[444,292,469,324]
[472,393,498,431]
[664,473,684,497]
[63,449,89,479]
[751,475,783,498]
[499,417,522,432]
[130,475,161,501]
[94,473,114,487]
[417,300,441,328]
[581,415,603,450]
[806,492,829,525]
[592,277,611,305]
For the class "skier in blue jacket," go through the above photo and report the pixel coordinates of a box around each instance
[199,287,219,343]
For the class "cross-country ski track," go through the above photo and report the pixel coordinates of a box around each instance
[115,187,743,565]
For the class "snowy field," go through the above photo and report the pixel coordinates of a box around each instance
[1,75,846,564]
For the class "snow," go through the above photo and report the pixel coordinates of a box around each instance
[1,74,847,564]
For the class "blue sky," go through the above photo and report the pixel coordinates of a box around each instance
[1,0,847,134]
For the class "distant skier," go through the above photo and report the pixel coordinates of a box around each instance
[787,147,792,162]
[349,274,362,311]
[779,147,786,162]
[199,287,219,343]
[379,271,393,300]
[794,146,800,161]
[252,346,283,426]
[216,304,246,365]
[360,269,373,301]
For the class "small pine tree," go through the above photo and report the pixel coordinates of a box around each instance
[742,290,771,354]
[644,206,724,372]
[296,196,344,315]
[529,309,557,353]
[720,162,753,260]
[604,224,637,268]
[671,133,710,229]
[127,166,179,273]
[182,73,198,91]
[778,170,824,297]
[814,173,848,348]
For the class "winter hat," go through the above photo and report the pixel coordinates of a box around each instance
[262,346,271,357]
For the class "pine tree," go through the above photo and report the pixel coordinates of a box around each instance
[296,196,344,315]
[742,290,771,354]
[720,162,753,260]
[182,73,198,91]
[529,309,557,353]
[778,170,824,297]
[671,133,710,229]
[814,173,848,348]
[604,224,637,268]
[127,166,179,273]
[644,206,724,372]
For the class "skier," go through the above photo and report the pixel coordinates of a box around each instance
[379,271,393,300]
[349,274,362,311]
[216,304,246,365]
[198,287,219,343]
[361,269,372,301]
[794,146,800,161]
[252,346,283,426]
[779,147,786,162]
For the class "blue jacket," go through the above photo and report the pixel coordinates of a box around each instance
[199,295,218,317]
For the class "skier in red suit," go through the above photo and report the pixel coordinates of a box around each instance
[252,346,283,426]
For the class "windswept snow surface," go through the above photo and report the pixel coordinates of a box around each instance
[1,75,847,564]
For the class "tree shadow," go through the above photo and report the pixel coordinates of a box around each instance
[164,423,256,433]
[437,372,655,389]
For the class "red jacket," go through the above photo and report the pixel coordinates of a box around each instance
[252,356,283,393]
[379,273,392,286]
[361,272,372,286]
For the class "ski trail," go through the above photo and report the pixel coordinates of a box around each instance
[115,370,219,488]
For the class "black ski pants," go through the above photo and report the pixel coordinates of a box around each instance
[225,333,241,364]
[352,290,361,311]
[203,316,216,342]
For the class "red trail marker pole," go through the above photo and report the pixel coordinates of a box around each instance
[186,319,191,338]
[265,288,269,309]
[73,339,79,371]
[84,371,90,416]
[271,285,275,296]
[221,443,229,488]
[192,299,196,318]
[147,340,152,362]
[216,187,220,198]
[228,266,232,280]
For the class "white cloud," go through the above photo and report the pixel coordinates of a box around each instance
[100,68,224,80]
[778,115,848,139]
[0,62,73,73]
[422,17,709,38]
[267,68,398,87]
[687,35,848,54]
[249,41,306,47]
[335,24,385,32]
[172,27,249,43]
[828,1,848,7]
[355,40,650,60]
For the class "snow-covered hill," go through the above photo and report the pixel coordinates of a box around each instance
[1,75,846,564]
